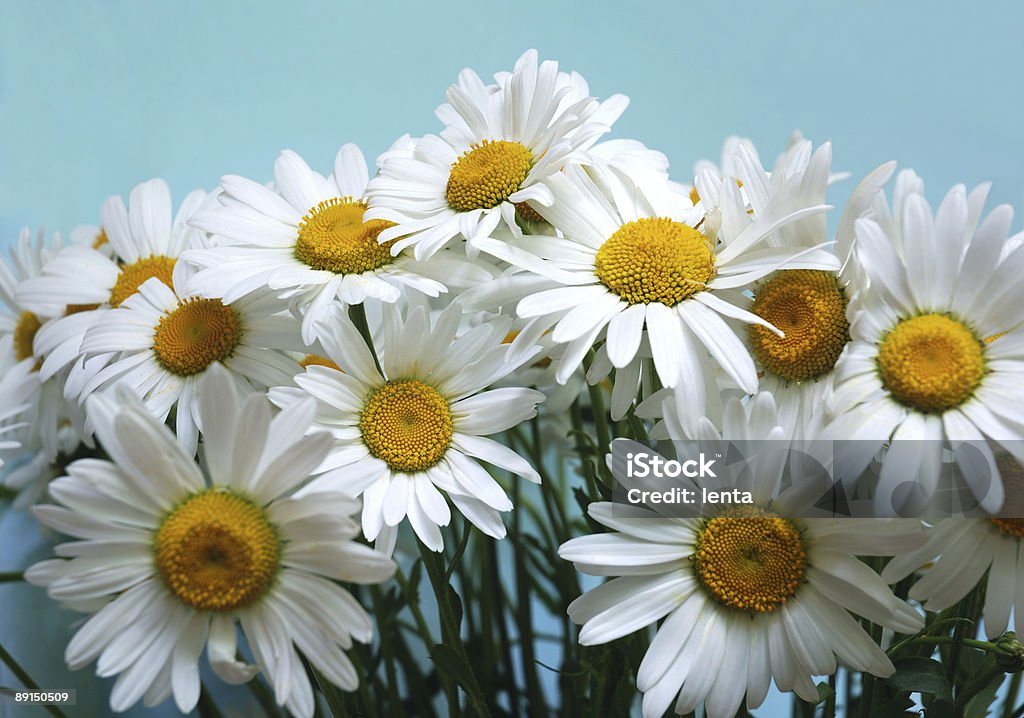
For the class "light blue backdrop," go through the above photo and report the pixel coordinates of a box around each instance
[1,0,1023,241]
[2,2,1023,716]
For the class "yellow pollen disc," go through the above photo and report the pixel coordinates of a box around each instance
[153,298,242,377]
[154,489,280,612]
[991,518,1024,539]
[749,270,850,382]
[693,507,806,613]
[689,187,701,205]
[446,140,534,212]
[66,303,100,316]
[13,311,41,362]
[92,229,109,249]
[300,354,342,372]
[877,313,985,413]
[360,380,453,472]
[594,217,715,306]
[109,256,176,307]
[294,197,397,274]
[514,201,545,224]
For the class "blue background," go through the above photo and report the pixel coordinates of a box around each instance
[2,0,1023,241]
[2,1,1023,716]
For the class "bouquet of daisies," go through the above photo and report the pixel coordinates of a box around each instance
[2,49,1024,718]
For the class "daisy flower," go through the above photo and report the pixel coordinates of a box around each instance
[77,269,305,456]
[26,365,395,717]
[882,517,1024,639]
[184,143,489,345]
[723,138,897,437]
[825,171,1024,513]
[365,49,623,259]
[460,161,839,423]
[16,178,209,397]
[560,392,924,718]
[0,227,88,466]
[268,301,545,554]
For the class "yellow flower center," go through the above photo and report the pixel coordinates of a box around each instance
[14,311,42,363]
[109,256,176,308]
[693,507,806,613]
[990,518,1024,539]
[689,186,701,205]
[594,217,716,306]
[987,516,1024,536]
[294,197,397,274]
[446,140,534,212]
[360,380,453,472]
[749,270,850,382]
[514,201,546,223]
[299,354,342,372]
[153,298,242,377]
[93,229,109,250]
[154,489,280,612]
[877,314,985,413]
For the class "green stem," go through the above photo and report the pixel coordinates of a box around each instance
[348,303,384,376]
[585,383,612,474]
[955,664,1003,713]
[246,677,284,717]
[825,672,837,718]
[0,643,70,718]
[1003,671,1022,718]
[418,542,491,718]
[569,399,601,500]
[371,585,402,715]
[197,683,226,718]
[511,478,545,713]
[900,636,999,652]
[0,572,24,583]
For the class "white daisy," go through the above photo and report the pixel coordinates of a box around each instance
[77,270,304,456]
[459,161,839,424]
[559,392,924,718]
[825,171,1024,514]
[882,517,1024,639]
[0,362,29,466]
[0,227,89,466]
[269,301,545,554]
[15,179,209,398]
[365,49,623,259]
[184,143,490,345]
[722,138,897,438]
[26,365,395,717]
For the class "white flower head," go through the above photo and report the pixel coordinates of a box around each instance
[270,300,545,554]
[882,516,1024,640]
[16,178,209,396]
[826,170,1024,514]
[77,269,305,456]
[365,49,625,260]
[27,365,395,718]
[460,160,839,425]
[560,392,924,718]
[186,144,491,345]
[1,227,90,473]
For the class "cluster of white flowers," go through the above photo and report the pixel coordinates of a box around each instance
[1,49,1023,718]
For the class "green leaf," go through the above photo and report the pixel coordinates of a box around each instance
[924,699,956,718]
[814,681,834,705]
[430,643,489,710]
[963,670,1003,718]
[886,657,953,701]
